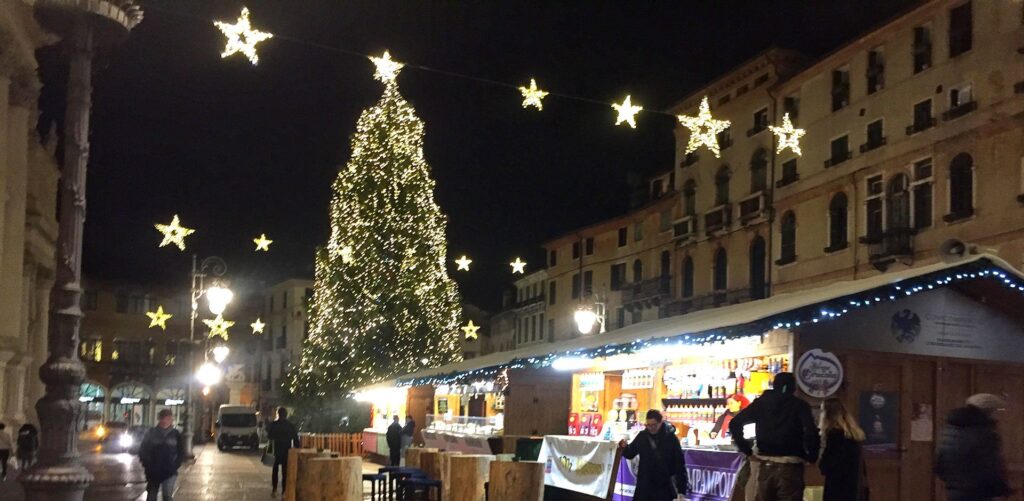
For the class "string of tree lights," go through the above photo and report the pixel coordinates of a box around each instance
[394,258,1024,387]
[143,5,806,153]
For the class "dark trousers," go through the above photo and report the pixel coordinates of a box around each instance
[272,454,288,491]
[389,446,401,466]
[0,450,8,477]
[756,462,804,501]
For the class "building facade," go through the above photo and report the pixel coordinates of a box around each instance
[256,278,313,416]
[0,1,60,429]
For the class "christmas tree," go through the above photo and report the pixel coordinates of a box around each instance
[291,53,462,396]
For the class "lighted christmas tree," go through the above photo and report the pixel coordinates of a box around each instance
[291,53,462,396]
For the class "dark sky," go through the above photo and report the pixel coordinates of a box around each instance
[38,0,918,310]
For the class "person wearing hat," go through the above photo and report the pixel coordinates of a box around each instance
[936,393,1012,501]
[139,408,185,501]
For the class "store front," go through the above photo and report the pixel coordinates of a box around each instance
[78,382,107,431]
[154,387,187,429]
[422,382,504,454]
[109,382,152,426]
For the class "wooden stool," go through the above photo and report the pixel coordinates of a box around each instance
[389,468,425,498]
[399,477,442,501]
[488,460,544,500]
[363,473,387,500]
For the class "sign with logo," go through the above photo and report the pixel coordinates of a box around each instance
[539,436,618,498]
[795,349,843,398]
[612,448,746,501]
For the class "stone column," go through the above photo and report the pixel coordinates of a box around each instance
[0,350,13,422]
[6,357,27,423]
[0,73,10,259]
[227,381,244,405]
[0,82,31,342]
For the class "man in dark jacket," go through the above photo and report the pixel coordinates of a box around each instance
[730,372,819,501]
[139,409,185,501]
[267,407,300,496]
[400,415,415,458]
[385,415,403,466]
[936,393,1012,501]
[618,409,688,501]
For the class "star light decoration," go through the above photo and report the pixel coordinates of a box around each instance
[203,314,235,340]
[510,257,527,274]
[250,318,266,335]
[370,51,404,84]
[253,233,273,251]
[518,79,549,111]
[146,306,173,330]
[455,255,473,271]
[214,7,273,65]
[769,113,806,156]
[340,246,354,264]
[462,320,481,340]
[612,95,643,128]
[677,96,731,158]
[155,215,195,251]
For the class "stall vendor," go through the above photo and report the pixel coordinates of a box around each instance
[710,394,750,439]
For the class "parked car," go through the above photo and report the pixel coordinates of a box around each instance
[216,405,260,451]
[96,422,128,443]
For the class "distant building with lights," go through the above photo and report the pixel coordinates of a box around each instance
[255,278,313,417]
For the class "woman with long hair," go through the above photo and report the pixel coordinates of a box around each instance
[819,398,869,501]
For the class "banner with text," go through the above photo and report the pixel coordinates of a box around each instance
[540,436,618,498]
[612,449,745,501]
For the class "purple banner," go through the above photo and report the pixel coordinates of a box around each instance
[612,449,745,501]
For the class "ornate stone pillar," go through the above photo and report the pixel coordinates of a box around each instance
[6,357,27,423]
[0,350,13,421]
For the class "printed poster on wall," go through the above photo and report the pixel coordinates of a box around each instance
[859,391,898,453]
[612,449,746,501]
[540,436,618,498]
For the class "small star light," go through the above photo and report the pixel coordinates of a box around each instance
[455,255,473,271]
[155,215,195,251]
[462,320,481,340]
[250,318,266,335]
[203,314,235,340]
[677,96,731,158]
[146,306,173,330]
[253,233,273,252]
[612,95,643,128]
[769,113,806,156]
[214,7,273,65]
[518,79,549,111]
[510,257,527,274]
[370,51,404,84]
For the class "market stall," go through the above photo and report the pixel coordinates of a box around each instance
[353,385,408,459]
[422,382,504,453]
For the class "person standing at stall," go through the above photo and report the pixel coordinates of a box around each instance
[730,372,820,501]
[267,407,301,497]
[400,415,415,459]
[618,409,688,501]
[386,415,403,466]
[819,398,868,501]
[935,393,1012,501]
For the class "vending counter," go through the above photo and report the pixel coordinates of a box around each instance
[421,414,502,454]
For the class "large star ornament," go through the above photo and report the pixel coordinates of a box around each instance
[146,306,173,330]
[510,257,527,274]
[769,113,806,156]
[518,79,549,111]
[677,96,731,158]
[155,215,195,251]
[214,7,274,65]
[250,318,266,335]
[462,320,481,340]
[370,51,404,84]
[253,233,273,252]
[455,255,473,271]
[612,95,643,128]
[203,314,235,340]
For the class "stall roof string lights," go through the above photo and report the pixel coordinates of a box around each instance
[397,259,1022,387]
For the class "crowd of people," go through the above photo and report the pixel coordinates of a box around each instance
[620,372,1013,501]
[0,422,39,481]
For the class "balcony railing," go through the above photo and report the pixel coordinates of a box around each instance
[514,295,546,309]
[738,192,767,224]
[861,227,916,263]
[906,117,936,135]
[672,216,696,242]
[621,276,671,305]
[859,137,886,153]
[704,205,732,236]
[746,124,767,137]
[775,172,799,188]
[823,150,851,168]
[659,288,757,318]
[942,100,977,121]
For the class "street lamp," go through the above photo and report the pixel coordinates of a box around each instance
[196,362,224,387]
[212,345,230,364]
[206,285,234,316]
[575,303,606,334]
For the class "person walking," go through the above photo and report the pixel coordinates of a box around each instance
[15,423,37,471]
[400,415,415,459]
[139,409,185,501]
[936,393,1012,501]
[618,409,688,501]
[730,372,820,501]
[0,423,12,481]
[818,398,868,501]
[267,407,300,497]
[385,415,403,466]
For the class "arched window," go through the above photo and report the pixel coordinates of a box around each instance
[887,174,910,229]
[681,256,694,298]
[749,237,766,299]
[633,259,643,283]
[660,251,671,278]
[155,388,187,429]
[715,166,731,206]
[110,383,152,427]
[828,193,849,250]
[683,180,697,216]
[779,211,797,264]
[713,248,728,291]
[949,153,974,219]
[79,382,106,431]
[750,149,768,193]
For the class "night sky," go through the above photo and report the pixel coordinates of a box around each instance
[37,0,918,310]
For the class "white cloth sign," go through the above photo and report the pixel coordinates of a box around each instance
[539,436,618,498]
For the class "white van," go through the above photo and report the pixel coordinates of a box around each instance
[216,405,259,451]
